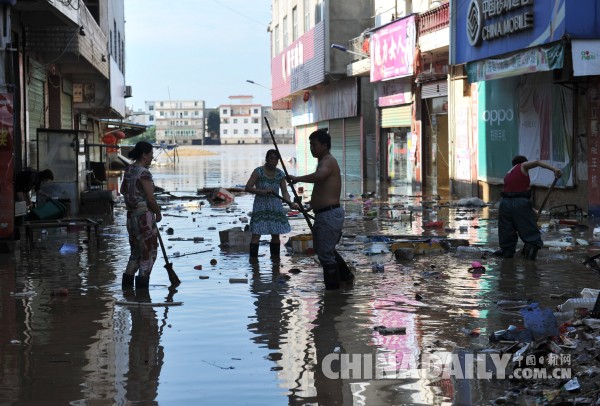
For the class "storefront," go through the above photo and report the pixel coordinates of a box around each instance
[450,0,600,209]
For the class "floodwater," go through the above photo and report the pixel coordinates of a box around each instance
[1,144,599,405]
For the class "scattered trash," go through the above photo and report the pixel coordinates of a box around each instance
[394,247,415,261]
[363,242,389,255]
[59,243,81,254]
[557,297,597,312]
[562,377,580,391]
[520,303,559,339]
[229,278,248,284]
[194,265,203,270]
[371,263,385,272]
[374,325,406,335]
[199,275,209,280]
[467,261,486,274]
[210,259,218,265]
[289,268,301,274]
[455,246,481,259]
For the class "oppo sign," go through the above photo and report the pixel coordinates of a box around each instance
[482,108,514,126]
[467,0,534,47]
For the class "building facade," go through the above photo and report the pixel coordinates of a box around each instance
[0,0,132,245]
[269,0,376,196]
[153,99,205,145]
[219,96,263,144]
[449,0,600,214]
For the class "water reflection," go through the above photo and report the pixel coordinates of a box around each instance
[2,144,600,405]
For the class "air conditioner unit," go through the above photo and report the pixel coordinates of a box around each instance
[124,85,132,98]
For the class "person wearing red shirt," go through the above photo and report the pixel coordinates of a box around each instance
[495,155,562,260]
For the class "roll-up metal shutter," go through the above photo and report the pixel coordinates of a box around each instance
[421,80,448,99]
[344,117,361,182]
[381,105,411,128]
[296,123,317,176]
[61,78,73,129]
[28,59,46,140]
[328,119,343,167]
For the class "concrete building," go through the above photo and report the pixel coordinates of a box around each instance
[153,99,205,145]
[263,107,294,144]
[269,0,376,196]
[0,0,138,246]
[219,96,263,144]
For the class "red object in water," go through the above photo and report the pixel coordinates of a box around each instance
[194,265,203,270]
[424,221,444,228]
[558,219,578,225]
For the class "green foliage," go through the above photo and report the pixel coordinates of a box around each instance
[127,126,156,144]
[207,111,220,134]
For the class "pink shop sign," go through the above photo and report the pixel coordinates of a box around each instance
[370,15,416,83]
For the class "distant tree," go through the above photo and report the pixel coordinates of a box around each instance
[126,126,156,145]
[207,111,220,135]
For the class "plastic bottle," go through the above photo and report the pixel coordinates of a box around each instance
[455,246,482,259]
[557,297,598,312]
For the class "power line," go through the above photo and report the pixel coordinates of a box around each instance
[210,0,269,27]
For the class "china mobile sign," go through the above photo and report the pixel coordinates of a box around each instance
[370,15,416,82]
[271,22,325,103]
[466,0,534,47]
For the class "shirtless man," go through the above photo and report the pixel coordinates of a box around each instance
[289,130,344,290]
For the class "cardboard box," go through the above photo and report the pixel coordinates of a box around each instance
[289,234,313,254]
[219,227,252,248]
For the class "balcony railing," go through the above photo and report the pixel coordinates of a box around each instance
[419,2,449,35]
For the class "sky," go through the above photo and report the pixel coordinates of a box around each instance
[124,0,273,110]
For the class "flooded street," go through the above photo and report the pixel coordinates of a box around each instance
[1,144,599,405]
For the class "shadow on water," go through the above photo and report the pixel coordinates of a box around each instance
[1,145,599,405]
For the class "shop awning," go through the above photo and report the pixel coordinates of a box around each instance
[466,42,564,83]
[100,119,148,138]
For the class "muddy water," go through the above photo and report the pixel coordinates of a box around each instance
[1,144,599,405]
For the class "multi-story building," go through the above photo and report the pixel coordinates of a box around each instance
[153,99,205,145]
[269,0,375,195]
[263,107,294,144]
[0,0,133,246]
[219,96,263,144]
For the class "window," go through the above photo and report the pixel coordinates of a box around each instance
[223,129,228,135]
[254,129,259,134]
[244,129,249,134]
[283,15,288,48]
[184,111,189,116]
[233,118,238,124]
[244,118,248,124]
[223,118,229,124]
[274,24,280,54]
[160,102,164,107]
[254,108,259,114]
[194,101,198,106]
[292,7,298,41]
[234,129,238,135]
[150,115,154,121]
[194,111,199,116]
[304,0,310,32]
[149,105,154,111]
[159,111,164,117]
[315,1,323,24]
[253,118,259,124]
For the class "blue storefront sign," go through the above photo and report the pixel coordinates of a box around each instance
[451,0,600,65]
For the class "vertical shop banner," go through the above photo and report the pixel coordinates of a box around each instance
[477,78,519,181]
[0,93,14,238]
[588,80,600,216]
[370,15,416,82]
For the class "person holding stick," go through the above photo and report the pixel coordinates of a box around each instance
[288,130,344,290]
[120,141,162,289]
[245,149,296,262]
[495,155,561,260]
